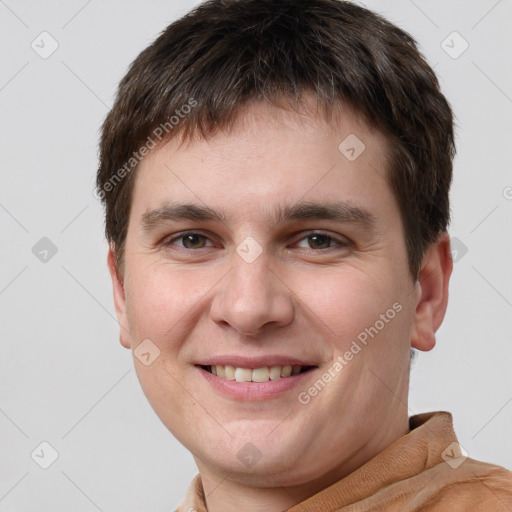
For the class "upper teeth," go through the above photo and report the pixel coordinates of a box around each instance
[210,365,304,382]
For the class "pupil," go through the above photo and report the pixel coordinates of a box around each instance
[310,234,329,249]
[184,234,204,248]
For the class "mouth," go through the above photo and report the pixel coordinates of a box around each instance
[198,364,317,382]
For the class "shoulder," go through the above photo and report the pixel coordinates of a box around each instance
[421,458,512,510]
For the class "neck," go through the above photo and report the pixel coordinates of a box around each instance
[199,477,303,512]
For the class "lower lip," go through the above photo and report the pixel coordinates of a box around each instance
[196,366,318,401]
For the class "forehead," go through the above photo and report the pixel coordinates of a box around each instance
[129,100,396,230]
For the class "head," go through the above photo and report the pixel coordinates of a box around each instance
[97,0,454,493]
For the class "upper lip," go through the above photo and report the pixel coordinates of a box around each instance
[196,355,318,368]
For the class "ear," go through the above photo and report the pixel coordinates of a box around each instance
[107,245,131,349]
[410,232,453,352]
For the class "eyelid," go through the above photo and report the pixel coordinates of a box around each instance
[292,230,352,249]
[164,230,216,248]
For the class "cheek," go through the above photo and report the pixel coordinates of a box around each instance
[124,263,207,343]
[288,266,395,343]
[124,266,200,431]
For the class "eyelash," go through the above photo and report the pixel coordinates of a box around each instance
[162,230,352,252]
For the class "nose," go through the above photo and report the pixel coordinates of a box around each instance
[209,249,295,337]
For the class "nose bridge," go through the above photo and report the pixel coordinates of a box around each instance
[209,242,295,335]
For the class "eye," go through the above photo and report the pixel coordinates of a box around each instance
[294,232,351,250]
[162,230,351,252]
[164,231,214,249]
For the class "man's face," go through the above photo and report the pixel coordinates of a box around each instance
[110,102,423,487]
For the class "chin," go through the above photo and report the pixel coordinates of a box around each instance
[195,437,329,487]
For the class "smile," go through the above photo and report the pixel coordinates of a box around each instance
[201,364,316,382]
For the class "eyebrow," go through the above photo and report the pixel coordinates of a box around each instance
[140,200,377,232]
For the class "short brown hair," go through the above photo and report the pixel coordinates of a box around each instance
[96,0,455,280]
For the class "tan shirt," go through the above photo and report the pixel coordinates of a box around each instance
[175,411,512,511]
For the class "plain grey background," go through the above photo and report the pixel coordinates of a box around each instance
[1,0,511,510]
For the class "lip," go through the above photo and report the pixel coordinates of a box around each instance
[196,355,317,368]
[195,364,319,401]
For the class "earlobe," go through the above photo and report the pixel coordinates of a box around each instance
[107,245,131,349]
[410,232,453,352]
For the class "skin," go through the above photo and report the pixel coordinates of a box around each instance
[108,100,453,512]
